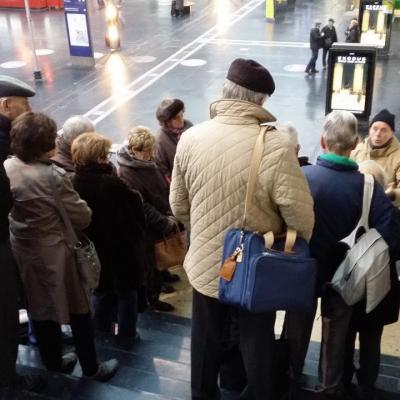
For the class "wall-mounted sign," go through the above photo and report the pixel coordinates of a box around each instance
[326,44,377,120]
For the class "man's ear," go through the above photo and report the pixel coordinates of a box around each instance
[320,135,327,151]
[352,136,360,150]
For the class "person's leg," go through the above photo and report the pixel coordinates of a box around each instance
[322,48,328,67]
[117,290,138,340]
[91,292,115,334]
[69,313,99,377]
[342,321,357,388]
[284,299,318,383]
[32,320,62,371]
[191,289,227,400]
[0,242,19,387]
[357,325,384,388]
[238,309,276,400]
[305,50,314,73]
[318,289,353,395]
[311,49,319,72]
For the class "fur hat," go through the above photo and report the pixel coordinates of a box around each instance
[0,75,35,98]
[370,109,395,132]
[156,99,185,124]
[226,58,275,96]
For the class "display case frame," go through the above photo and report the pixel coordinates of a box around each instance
[358,0,395,53]
[325,44,377,121]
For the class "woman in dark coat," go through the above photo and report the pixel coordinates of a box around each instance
[154,98,193,184]
[72,132,146,345]
[117,126,177,312]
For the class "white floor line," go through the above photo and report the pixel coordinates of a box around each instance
[83,0,265,125]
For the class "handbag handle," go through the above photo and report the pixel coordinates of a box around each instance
[49,167,79,247]
[263,228,297,253]
[242,125,275,229]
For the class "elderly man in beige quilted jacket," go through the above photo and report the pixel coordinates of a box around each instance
[170,58,314,400]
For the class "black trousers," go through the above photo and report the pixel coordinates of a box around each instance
[191,290,275,400]
[32,313,98,376]
[305,49,319,73]
[322,48,330,67]
[0,241,19,387]
[343,323,384,388]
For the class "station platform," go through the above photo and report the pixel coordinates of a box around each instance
[1,0,400,398]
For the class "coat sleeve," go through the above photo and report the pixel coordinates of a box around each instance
[270,147,315,241]
[154,141,172,182]
[169,149,190,228]
[143,201,171,235]
[56,170,92,231]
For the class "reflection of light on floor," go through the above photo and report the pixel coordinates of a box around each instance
[105,53,129,99]
[331,90,366,112]
[132,55,156,63]
[361,30,386,48]
[36,49,54,56]
[94,52,105,59]
[215,0,230,34]
[284,64,307,72]
[180,58,207,67]
[0,61,27,69]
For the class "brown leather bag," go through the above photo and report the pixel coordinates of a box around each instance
[154,227,187,271]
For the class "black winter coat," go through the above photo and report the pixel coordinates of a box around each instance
[0,164,12,243]
[310,27,323,50]
[345,26,360,43]
[0,114,12,164]
[321,25,338,48]
[72,163,146,292]
[117,146,172,241]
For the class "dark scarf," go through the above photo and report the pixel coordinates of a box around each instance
[75,162,113,175]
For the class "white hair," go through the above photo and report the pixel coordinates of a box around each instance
[358,160,388,188]
[222,79,268,105]
[322,110,358,154]
[62,115,95,144]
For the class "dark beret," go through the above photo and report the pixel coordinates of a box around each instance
[227,58,275,96]
[156,99,185,123]
[0,75,35,98]
[370,109,395,132]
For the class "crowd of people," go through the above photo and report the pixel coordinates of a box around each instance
[0,55,399,400]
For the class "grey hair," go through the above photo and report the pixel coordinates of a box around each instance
[280,122,298,146]
[62,115,95,144]
[222,79,268,105]
[358,160,388,188]
[322,110,358,153]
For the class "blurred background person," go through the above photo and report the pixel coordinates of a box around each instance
[5,112,118,381]
[305,21,324,76]
[117,126,178,312]
[321,18,338,69]
[345,19,360,43]
[72,132,146,345]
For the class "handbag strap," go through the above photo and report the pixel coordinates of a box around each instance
[263,228,297,253]
[242,125,275,229]
[49,167,79,246]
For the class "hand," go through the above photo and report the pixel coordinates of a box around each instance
[385,183,396,201]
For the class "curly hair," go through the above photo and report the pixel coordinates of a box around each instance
[127,126,155,154]
[10,112,57,163]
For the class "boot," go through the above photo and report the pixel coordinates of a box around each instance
[84,359,119,382]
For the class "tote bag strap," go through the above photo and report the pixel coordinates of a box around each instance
[49,167,79,246]
[242,125,275,229]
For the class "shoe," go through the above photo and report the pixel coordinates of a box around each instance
[60,352,78,374]
[162,271,181,283]
[84,359,119,382]
[152,300,175,312]
[312,69,319,73]
[160,284,175,294]
[14,374,46,391]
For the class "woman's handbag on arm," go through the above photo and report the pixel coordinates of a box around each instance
[218,125,317,313]
[50,169,101,291]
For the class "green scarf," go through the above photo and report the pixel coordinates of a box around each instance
[320,153,358,168]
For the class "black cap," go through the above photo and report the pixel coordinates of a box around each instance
[156,99,185,123]
[226,58,275,96]
[0,75,35,98]
[370,109,395,132]
[328,18,335,23]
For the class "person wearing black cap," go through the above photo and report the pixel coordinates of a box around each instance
[321,18,338,69]
[305,21,325,75]
[0,75,35,163]
[154,98,193,184]
[351,109,400,206]
[0,76,44,394]
[170,58,314,400]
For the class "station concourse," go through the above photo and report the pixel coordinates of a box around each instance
[0,0,400,399]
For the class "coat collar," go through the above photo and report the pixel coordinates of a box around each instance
[364,136,400,159]
[209,99,276,125]
[316,156,359,171]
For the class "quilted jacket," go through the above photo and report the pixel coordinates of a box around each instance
[169,99,315,298]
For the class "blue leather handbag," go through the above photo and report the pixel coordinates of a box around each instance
[218,126,317,313]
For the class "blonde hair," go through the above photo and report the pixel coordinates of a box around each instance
[127,126,155,154]
[71,132,112,166]
[358,160,388,188]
